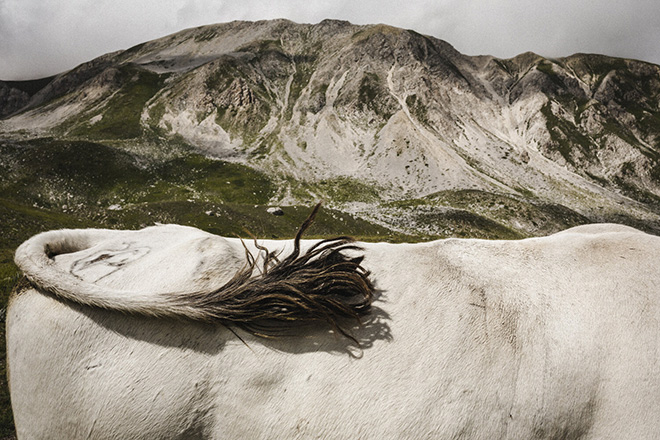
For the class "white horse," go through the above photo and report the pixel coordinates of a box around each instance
[8,211,660,439]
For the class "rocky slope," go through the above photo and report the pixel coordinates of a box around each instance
[2,19,660,235]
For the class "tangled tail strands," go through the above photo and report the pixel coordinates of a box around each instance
[15,203,375,343]
[168,203,375,341]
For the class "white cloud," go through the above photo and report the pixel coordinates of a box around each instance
[1,0,659,80]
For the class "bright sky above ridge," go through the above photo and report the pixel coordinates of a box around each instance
[1,0,659,80]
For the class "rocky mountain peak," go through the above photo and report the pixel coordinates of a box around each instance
[1,19,659,233]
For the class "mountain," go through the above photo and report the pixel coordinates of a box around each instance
[2,19,660,237]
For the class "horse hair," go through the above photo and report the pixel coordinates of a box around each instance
[167,203,375,341]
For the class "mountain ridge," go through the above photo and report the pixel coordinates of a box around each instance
[2,19,659,236]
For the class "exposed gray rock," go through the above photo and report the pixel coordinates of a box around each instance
[2,19,660,225]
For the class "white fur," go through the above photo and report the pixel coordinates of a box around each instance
[8,224,660,439]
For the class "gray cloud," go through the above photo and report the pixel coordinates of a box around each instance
[1,0,659,80]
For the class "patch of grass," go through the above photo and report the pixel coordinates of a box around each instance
[536,61,565,88]
[1,139,151,209]
[355,72,396,120]
[358,73,379,106]
[574,97,593,121]
[237,39,283,54]
[0,138,281,218]
[582,55,628,78]
[0,198,97,251]
[70,65,166,139]
[419,208,523,239]
[387,189,591,238]
[493,58,513,76]
[217,99,272,147]
[612,174,660,206]
[163,203,395,241]
[306,82,328,114]
[601,118,639,146]
[405,94,430,126]
[283,50,320,121]
[194,28,219,43]
[541,101,594,165]
[205,60,239,91]
[153,154,275,204]
[147,101,167,127]
[315,176,384,204]
[572,55,660,147]
[351,24,403,42]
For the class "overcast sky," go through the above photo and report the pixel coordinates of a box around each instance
[1,0,659,80]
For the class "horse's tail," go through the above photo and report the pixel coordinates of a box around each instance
[14,204,375,340]
[14,227,186,317]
